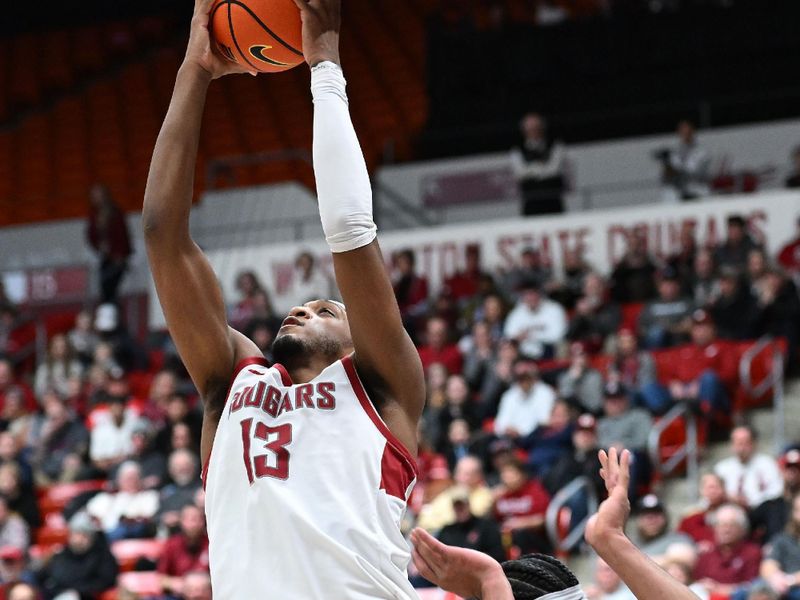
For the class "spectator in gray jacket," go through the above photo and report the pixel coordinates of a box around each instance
[638,266,695,349]
[558,342,604,414]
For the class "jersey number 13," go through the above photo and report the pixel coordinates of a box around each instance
[240,418,292,483]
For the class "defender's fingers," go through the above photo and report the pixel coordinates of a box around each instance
[415,528,448,563]
[412,547,436,581]
[608,447,620,488]
[619,449,632,490]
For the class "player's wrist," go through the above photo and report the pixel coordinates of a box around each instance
[179,59,214,85]
[590,529,630,556]
[478,563,512,600]
[307,32,341,67]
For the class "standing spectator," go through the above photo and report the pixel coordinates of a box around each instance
[691,249,719,307]
[86,184,132,303]
[503,279,567,360]
[714,426,783,509]
[493,360,556,440]
[436,487,505,563]
[86,461,160,541]
[68,310,99,369]
[716,215,763,269]
[0,495,28,551]
[638,266,694,349]
[158,504,209,596]
[656,120,711,202]
[751,449,800,543]
[392,248,429,328]
[517,399,574,478]
[510,113,567,215]
[760,493,800,600]
[778,217,800,276]
[89,393,144,473]
[693,503,761,599]
[610,232,658,303]
[417,455,494,531]
[585,557,636,600]
[284,251,334,310]
[417,317,463,375]
[34,335,83,400]
[30,394,89,485]
[501,246,553,299]
[558,342,604,414]
[566,273,621,352]
[678,473,729,552]
[786,146,800,189]
[38,511,118,599]
[657,310,736,418]
[607,327,660,413]
[708,267,757,340]
[493,459,551,554]
[630,494,694,559]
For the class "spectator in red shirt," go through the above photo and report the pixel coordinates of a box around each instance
[678,473,728,552]
[0,360,36,415]
[392,249,429,324]
[444,245,490,304]
[493,459,551,554]
[158,504,209,595]
[417,317,463,375]
[694,503,761,599]
[658,309,735,418]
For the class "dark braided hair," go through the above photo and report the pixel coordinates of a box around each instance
[500,554,580,599]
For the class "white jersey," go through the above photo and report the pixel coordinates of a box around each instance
[203,354,419,599]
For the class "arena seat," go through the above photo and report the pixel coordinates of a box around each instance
[111,538,166,572]
[99,571,164,600]
[38,480,108,515]
[34,524,69,547]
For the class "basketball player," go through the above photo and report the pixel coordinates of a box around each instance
[143,0,424,597]
[412,448,701,600]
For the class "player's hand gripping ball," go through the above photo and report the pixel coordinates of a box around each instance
[210,0,304,73]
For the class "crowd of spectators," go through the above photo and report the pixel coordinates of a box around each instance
[0,211,799,598]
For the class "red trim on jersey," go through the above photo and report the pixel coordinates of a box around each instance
[274,363,293,386]
[201,356,271,490]
[341,355,418,501]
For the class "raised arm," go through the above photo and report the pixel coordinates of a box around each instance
[142,0,257,462]
[294,0,425,449]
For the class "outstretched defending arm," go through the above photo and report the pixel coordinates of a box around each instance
[143,0,257,465]
[294,0,425,450]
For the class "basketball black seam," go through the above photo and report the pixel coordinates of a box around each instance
[226,0,261,72]
[227,0,304,57]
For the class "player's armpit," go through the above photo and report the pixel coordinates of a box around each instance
[332,242,425,444]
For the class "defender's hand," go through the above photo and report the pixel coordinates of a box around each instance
[185,0,254,79]
[585,447,631,550]
[291,0,341,67]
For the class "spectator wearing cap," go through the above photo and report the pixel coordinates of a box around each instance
[37,511,118,599]
[716,215,763,270]
[493,360,556,440]
[694,503,761,599]
[751,449,800,542]
[610,231,658,304]
[656,310,736,419]
[543,413,604,536]
[715,426,783,510]
[760,492,800,600]
[631,494,694,559]
[417,455,494,532]
[29,393,89,485]
[607,327,662,414]
[436,486,505,563]
[566,273,621,353]
[0,495,28,551]
[109,421,166,490]
[417,317,463,375]
[637,266,695,349]
[89,389,146,473]
[708,266,758,340]
[158,504,209,596]
[493,459,551,554]
[558,342,604,414]
[596,382,652,496]
[691,249,720,307]
[86,461,159,541]
[503,279,566,360]
[678,473,729,552]
[517,399,575,478]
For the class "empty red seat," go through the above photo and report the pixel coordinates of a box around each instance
[38,480,108,515]
[111,539,166,572]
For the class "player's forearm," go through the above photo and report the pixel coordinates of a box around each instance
[143,62,211,244]
[591,532,700,600]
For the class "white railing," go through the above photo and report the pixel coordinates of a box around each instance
[739,336,786,454]
[648,403,700,501]
[545,476,599,553]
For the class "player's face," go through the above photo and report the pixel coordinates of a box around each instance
[274,300,352,357]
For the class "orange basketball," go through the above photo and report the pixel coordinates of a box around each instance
[210,0,304,74]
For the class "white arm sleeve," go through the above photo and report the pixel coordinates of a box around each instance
[311,62,377,254]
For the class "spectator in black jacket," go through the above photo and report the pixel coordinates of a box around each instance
[708,266,757,340]
[611,232,658,303]
[38,511,118,600]
[566,273,621,353]
[715,214,763,269]
[436,487,505,563]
